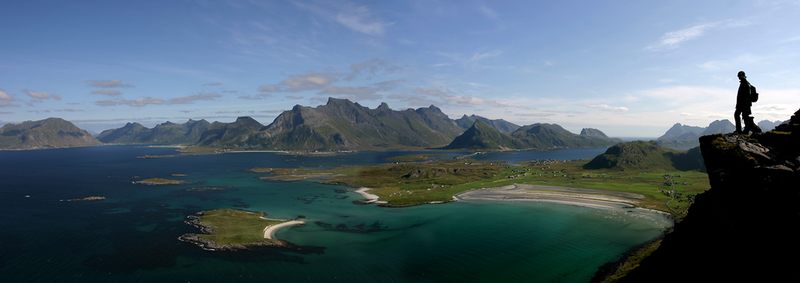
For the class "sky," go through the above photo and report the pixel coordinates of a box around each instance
[1,0,799,137]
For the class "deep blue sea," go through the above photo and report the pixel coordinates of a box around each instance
[0,146,669,282]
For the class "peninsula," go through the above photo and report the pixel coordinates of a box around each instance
[253,141,708,217]
[179,208,305,251]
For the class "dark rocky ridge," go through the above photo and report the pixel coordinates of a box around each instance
[252,98,464,150]
[618,108,800,282]
[445,121,619,151]
[97,119,213,145]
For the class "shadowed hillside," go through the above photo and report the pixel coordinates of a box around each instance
[584,141,704,171]
[615,108,800,282]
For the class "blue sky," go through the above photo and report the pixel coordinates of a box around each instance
[1,0,798,136]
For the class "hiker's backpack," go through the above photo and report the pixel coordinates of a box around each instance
[750,84,759,102]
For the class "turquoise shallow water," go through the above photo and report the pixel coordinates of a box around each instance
[0,146,668,282]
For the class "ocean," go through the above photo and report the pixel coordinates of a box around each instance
[0,146,669,282]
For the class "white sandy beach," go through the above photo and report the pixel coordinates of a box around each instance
[263,220,305,240]
[456,184,673,220]
[355,187,381,203]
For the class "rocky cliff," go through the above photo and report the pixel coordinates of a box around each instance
[618,108,800,282]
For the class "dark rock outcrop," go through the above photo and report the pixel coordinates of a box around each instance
[619,108,800,282]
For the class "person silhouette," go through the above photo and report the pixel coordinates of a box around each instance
[734,71,760,134]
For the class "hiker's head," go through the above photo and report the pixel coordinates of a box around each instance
[737,71,746,79]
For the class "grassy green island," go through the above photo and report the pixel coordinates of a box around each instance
[253,154,708,217]
[135,178,185,185]
[179,208,304,251]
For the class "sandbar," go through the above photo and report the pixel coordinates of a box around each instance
[263,220,305,239]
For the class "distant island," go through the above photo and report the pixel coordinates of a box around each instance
[179,208,305,251]
[0,118,99,150]
[134,178,185,186]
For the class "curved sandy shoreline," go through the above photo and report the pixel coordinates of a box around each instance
[456,184,674,221]
[355,187,384,204]
[263,220,305,240]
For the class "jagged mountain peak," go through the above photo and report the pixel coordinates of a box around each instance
[377,102,391,111]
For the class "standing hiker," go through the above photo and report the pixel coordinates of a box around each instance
[734,71,762,134]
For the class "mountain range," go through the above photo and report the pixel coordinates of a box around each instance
[3,98,622,151]
[656,119,788,150]
[444,120,620,151]
[246,98,464,150]
[97,119,211,145]
[656,120,735,150]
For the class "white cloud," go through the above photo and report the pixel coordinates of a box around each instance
[295,2,388,36]
[96,97,164,107]
[91,89,122,96]
[404,86,510,108]
[88,80,133,88]
[477,4,498,20]
[258,59,400,97]
[88,80,132,96]
[169,93,222,104]
[96,93,222,107]
[260,73,337,93]
[346,59,399,80]
[698,54,761,71]
[653,23,715,49]
[0,89,12,106]
[648,20,751,50]
[587,104,629,112]
[335,6,387,36]
[436,49,504,67]
[25,90,61,101]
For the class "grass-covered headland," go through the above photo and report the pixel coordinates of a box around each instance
[253,150,708,218]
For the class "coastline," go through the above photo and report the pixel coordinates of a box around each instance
[263,220,305,240]
[354,187,385,204]
[456,184,674,220]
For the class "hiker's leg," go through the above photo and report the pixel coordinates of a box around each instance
[744,108,760,133]
[734,109,743,133]
[743,108,753,134]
